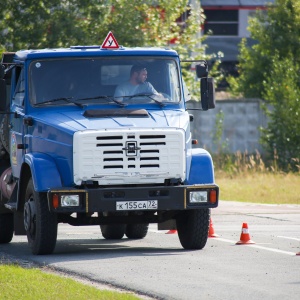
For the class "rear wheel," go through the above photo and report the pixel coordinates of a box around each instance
[125,223,149,239]
[100,224,126,239]
[99,212,126,239]
[176,208,210,250]
[24,178,57,255]
[0,213,14,243]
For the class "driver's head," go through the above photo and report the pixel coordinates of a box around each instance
[130,65,147,84]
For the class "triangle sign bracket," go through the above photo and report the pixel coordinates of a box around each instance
[101,31,119,49]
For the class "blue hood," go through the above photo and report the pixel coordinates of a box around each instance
[34,108,190,133]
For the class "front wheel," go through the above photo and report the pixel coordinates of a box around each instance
[24,178,58,255]
[176,209,210,250]
[0,213,14,243]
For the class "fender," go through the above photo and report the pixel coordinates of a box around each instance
[186,148,215,184]
[24,153,63,191]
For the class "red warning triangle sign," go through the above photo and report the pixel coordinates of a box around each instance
[101,31,119,49]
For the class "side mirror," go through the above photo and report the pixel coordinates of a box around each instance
[196,61,208,78]
[1,52,15,83]
[200,77,215,111]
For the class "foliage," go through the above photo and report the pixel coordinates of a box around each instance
[0,0,205,51]
[212,110,229,153]
[210,110,233,174]
[227,0,300,170]
[0,0,220,98]
[261,54,300,170]
[0,0,110,49]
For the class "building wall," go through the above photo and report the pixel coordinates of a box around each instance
[239,9,251,37]
[187,99,268,154]
[201,1,274,62]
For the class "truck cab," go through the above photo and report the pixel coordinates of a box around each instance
[0,33,218,255]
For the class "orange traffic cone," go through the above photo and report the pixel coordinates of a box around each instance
[208,218,219,238]
[236,223,255,245]
[166,229,177,234]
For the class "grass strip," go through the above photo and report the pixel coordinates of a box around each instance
[216,172,300,204]
[0,264,140,300]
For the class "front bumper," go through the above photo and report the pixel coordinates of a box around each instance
[47,184,219,213]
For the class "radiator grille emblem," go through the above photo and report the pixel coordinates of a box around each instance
[123,141,140,156]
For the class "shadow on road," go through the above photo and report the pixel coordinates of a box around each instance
[0,236,191,266]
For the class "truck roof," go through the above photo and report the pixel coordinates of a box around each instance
[14,46,179,62]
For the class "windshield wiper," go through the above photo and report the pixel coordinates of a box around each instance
[35,97,84,108]
[76,95,126,107]
[126,93,166,107]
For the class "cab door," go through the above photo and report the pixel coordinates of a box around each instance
[10,66,26,178]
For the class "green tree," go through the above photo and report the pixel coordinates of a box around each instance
[0,0,217,97]
[261,53,300,171]
[228,0,300,170]
[0,1,204,52]
[0,0,109,49]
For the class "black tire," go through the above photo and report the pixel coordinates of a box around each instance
[100,224,126,239]
[176,208,210,250]
[0,213,14,243]
[24,178,57,255]
[99,212,126,239]
[125,223,149,239]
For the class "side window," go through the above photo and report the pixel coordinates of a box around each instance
[168,63,180,102]
[182,79,191,101]
[13,67,25,106]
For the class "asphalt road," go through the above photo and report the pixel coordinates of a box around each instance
[1,200,300,300]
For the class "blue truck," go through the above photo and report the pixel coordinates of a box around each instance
[0,33,218,255]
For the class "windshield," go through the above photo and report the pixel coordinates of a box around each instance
[29,57,181,106]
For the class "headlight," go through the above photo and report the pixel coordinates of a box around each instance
[61,195,80,207]
[189,191,208,203]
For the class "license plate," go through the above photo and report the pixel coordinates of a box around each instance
[116,200,158,211]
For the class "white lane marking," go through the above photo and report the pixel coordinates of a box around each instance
[216,238,296,256]
[277,236,300,242]
[150,230,297,255]
[149,229,168,234]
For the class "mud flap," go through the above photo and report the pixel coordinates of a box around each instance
[158,219,176,230]
[14,211,26,235]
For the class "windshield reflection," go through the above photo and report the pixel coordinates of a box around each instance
[29,57,181,106]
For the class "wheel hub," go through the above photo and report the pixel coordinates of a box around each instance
[24,199,35,232]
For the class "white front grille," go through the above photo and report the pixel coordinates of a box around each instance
[73,128,186,185]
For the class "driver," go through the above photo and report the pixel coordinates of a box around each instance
[114,65,159,100]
